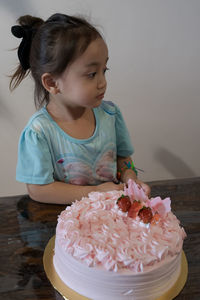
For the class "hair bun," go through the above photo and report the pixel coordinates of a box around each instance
[11,25,26,38]
[11,25,33,70]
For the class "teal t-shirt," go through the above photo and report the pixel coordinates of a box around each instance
[16,101,134,185]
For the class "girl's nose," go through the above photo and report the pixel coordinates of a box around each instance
[97,74,107,90]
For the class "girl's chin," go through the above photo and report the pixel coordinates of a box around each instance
[92,99,103,108]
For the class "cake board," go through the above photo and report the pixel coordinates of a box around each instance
[43,236,188,300]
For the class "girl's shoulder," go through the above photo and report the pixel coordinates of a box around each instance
[22,107,53,135]
[99,100,119,115]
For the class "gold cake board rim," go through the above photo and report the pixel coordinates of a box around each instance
[43,236,188,300]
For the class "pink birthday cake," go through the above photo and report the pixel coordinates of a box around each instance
[53,180,186,300]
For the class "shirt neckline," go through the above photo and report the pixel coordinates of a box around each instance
[41,106,99,144]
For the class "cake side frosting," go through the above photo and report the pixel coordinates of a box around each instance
[53,240,181,300]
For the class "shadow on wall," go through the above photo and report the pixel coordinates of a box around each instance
[155,148,197,178]
[0,95,19,128]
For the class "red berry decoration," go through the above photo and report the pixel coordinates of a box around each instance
[128,200,143,218]
[138,207,153,224]
[151,212,161,225]
[117,195,131,212]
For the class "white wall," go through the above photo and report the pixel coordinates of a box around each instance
[0,0,200,196]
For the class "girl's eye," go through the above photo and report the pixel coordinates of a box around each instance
[104,67,110,74]
[87,67,109,79]
[87,72,96,79]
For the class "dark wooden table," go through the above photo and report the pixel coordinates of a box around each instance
[0,177,200,300]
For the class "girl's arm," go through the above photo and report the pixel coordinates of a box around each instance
[27,181,124,205]
[117,156,151,196]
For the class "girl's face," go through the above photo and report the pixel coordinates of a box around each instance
[55,38,109,109]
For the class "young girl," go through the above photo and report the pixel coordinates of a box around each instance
[10,13,150,204]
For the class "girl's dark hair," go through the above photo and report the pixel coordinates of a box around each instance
[10,13,102,109]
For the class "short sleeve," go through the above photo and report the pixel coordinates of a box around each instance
[16,128,54,184]
[115,105,134,157]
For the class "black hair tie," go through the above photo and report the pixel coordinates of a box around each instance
[11,25,34,70]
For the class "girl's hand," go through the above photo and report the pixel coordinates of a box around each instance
[97,182,124,193]
[134,178,151,197]
[120,167,151,197]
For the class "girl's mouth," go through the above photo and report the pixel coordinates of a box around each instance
[96,93,104,100]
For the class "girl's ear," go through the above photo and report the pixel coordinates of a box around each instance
[41,73,60,95]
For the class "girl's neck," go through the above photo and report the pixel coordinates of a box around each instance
[46,98,96,140]
[46,99,88,122]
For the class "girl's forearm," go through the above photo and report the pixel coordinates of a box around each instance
[27,181,97,204]
[117,156,137,184]
[117,156,151,196]
[120,168,137,184]
[27,180,124,204]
